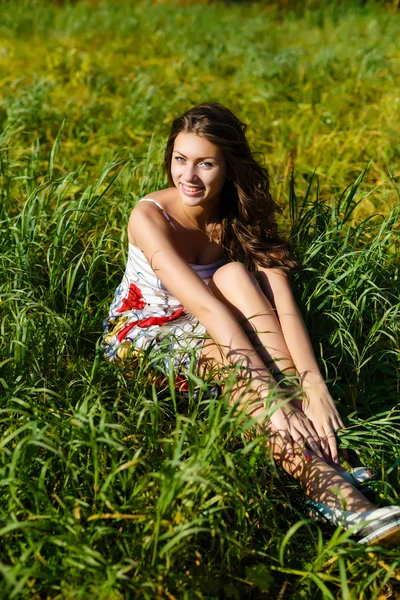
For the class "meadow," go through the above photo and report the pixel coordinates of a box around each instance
[1,0,400,598]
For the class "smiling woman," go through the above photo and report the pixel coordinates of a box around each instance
[170,134,227,242]
[102,102,400,546]
[172,134,227,207]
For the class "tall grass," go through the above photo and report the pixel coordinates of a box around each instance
[1,1,400,598]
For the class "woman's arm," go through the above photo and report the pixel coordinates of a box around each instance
[256,267,325,387]
[130,203,271,380]
[129,204,324,455]
[257,267,344,463]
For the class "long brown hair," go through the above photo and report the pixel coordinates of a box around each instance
[164,102,298,274]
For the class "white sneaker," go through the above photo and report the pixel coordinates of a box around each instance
[306,502,400,546]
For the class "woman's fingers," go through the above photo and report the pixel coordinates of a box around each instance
[336,417,345,431]
[318,433,332,462]
[290,418,324,460]
[312,422,340,464]
[306,437,325,459]
[274,407,344,465]
[270,407,340,462]
[325,427,340,465]
[299,403,344,462]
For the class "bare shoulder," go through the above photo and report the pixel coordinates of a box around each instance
[128,204,166,245]
[139,187,177,207]
[130,188,175,218]
[129,188,177,245]
[131,189,164,212]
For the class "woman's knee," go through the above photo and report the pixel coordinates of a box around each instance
[211,261,259,291]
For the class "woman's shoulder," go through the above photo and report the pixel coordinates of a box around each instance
[129,188,178,244]
[137,187,177,210]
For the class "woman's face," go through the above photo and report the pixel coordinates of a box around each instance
[171,131,228,209]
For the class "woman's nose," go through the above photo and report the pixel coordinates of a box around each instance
[183,163,199,182]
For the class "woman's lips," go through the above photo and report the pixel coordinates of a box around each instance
[181,183,205,196]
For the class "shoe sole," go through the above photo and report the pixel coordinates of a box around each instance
[358,521,400,546]
[307,504,400,546]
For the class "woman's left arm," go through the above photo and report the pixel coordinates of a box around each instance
[257,266,344,463]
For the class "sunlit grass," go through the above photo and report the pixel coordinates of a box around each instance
[1,1,400,598]
[1,0,400,214]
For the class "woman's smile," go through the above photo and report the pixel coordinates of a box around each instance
[181,183,205,196]
[171,131,228,208]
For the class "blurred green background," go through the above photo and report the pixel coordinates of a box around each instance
[1,0,399,217]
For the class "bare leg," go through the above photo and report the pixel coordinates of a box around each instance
[270,427,374,512]
[208,262,297,382]
[200,340,374,513]
[199,263,375,513]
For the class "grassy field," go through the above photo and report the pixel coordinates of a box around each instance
[1,0,400,598]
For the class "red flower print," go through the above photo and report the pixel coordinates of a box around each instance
[117,321,139,342]
[116,307,185,343]
[137,307,184,328]
[117,283,146,313]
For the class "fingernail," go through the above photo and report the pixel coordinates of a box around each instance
[305,455,311,462]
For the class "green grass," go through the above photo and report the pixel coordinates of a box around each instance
[1,0,400,598]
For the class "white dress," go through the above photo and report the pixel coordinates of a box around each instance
[102,199,226,377]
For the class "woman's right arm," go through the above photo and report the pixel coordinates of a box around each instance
[130,204,323,456]
[130,203,267,375]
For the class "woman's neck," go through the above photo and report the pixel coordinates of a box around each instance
[178,195,220,228]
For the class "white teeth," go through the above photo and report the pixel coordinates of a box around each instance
[183,185,203,191]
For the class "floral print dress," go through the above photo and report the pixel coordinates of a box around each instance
[102,199,226,381]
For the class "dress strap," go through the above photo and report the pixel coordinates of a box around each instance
[138,198,178,231]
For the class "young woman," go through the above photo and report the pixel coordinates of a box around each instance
[103,102,400,545]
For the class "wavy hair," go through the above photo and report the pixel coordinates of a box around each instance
[164,102,298,274]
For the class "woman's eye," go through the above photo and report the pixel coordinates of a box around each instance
[174,156,213,167]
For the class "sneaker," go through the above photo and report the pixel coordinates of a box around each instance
[306,501,400,546]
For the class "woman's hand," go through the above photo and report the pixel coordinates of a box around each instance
[292,382,345,465]
[267,400,326,460]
